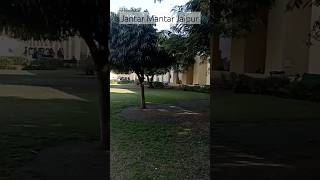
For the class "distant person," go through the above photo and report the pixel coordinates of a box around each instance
[32,49,38,59]
[24,47,28,55]
[57,48,64,59]
[49,48,55,57]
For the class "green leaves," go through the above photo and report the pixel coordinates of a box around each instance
[0,0,107,43]
[110,10,158,74]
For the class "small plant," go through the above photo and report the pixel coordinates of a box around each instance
[22,59,63,70]
[118,80,134,84]
[153,81,165,89]
[79,56,95,75]
[0,56,28,70]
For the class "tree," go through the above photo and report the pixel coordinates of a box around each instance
[158,30,196,84]
[110,9,173,109]
[144,49,173,88]
[0,1,109,151]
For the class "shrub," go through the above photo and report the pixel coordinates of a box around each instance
[233,74,254,93]
[0,65,17,70]
[0,56,28,70]
[182,85,210,93]
[110,79,117,84]
[232,73,291,95]
[79,56,95,75]
[310,85,320,102]
[118,80,134,84]
[22,59,63,70]
[153,81,165,89]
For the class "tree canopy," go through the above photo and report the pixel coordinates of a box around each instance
[158,30,195,73]
[110,9,173,108]
[172,0,275,55]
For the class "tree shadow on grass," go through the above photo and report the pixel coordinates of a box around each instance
[0,96,102,180]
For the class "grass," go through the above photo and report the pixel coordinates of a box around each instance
[110,87,210,179]
[0,70,210,179]
[2,70,320,179]
[213,90,320,122]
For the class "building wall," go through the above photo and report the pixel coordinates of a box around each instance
[244,12,268,74]
[220,38,231,61]
[182,66,194,85]
[230,38,246,73]
[308,6,320,74]
[193,56,209,85]
[265,0,312,75]
[282,3,312,74]
[230,10,268,74]
[24,36,86,60]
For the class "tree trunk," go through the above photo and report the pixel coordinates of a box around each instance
[146,75,154,88]
[96,68,110,150]
[146,76,150,85]
[210,33,222,70]
[138,74,146,109]
[140,78,146,109]
[175,71,180,84]
[211,35,220,88]
[83,35,110,177]
[149,75,155,88]
[209,0,218,176]
[83,37,110,151]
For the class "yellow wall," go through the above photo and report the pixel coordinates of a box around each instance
[266,0,312,74]
[182,66,194,85]
[244,13,268,73]
[308,6,320,74]
[230,10,268,74]
[193,56,209,85]
[230,38,246,73]
[265,0,286,73]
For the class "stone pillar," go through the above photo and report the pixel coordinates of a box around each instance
[308,6,320,74]
[230,38,246,73]
[207,61,210,85]
[68,37,73,59]
[266,0,311,75]
[74,36,81,60]
[63,40,68,60]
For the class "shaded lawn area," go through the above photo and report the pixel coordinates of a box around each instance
[213,90,320,122]
[0,71,101,179]
[212,90,320,179]
[0,70,210,179]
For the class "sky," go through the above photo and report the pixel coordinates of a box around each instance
[110,0,190,31]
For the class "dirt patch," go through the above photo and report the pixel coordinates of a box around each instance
[18,141,107,180]
[119,101,209,125]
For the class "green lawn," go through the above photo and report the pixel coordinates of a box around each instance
[4,70,320,179]
[0,71,210,179]
[213,90,320,122]
[110,87,210,179]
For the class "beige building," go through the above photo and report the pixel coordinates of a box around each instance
[24,36,90,60]
[152,55,211,86]
[21,0,320,86]
[166,0,320,86]
[218,0,320,76]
